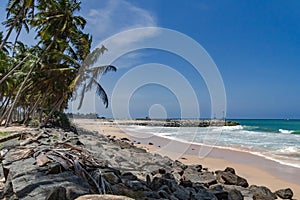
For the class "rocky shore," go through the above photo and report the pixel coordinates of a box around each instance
[0,127,294,200]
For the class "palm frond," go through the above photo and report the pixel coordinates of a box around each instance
[77,83,86,110]
[93,79,108,108]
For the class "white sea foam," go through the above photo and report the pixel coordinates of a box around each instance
[277,146,300,154]
[279,129,294,134]
[125,125,300,169]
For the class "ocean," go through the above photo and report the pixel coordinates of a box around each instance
[124,119,300,169]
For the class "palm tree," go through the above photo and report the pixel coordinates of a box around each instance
[0,0,35,50]
[1,0,116,127]
[70,46,117,110]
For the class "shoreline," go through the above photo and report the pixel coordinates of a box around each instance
[73,119,300,198]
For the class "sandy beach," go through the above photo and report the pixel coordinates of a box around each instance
[73,119,300,199]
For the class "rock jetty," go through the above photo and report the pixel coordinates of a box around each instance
[0,127,293,199]
[95,119,239,127]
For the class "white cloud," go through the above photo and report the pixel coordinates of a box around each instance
[85,0,157,44]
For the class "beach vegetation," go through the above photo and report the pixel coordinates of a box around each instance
[0,131,10,138]
[0,0,116,127]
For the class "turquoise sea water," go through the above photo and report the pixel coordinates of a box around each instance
[235,119,300,134]
[125,119,300,168]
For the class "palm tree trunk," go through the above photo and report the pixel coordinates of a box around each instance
[0,5,25,50]
[23,96,40,125]
[4,33,58,127]
[5,61,35,127]
[40,94,65,127]
[0,54,30,85]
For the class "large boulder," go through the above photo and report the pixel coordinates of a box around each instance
[275,188,293,199]
[249,185,277,200]
[183,166,217,187]
[215,170,248,187]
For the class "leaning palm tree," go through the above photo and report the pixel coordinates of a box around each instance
[70,46,117,110]
[0,0,35,50]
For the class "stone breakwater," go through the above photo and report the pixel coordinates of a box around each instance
[0,127,293,200]
[94,119,239,127]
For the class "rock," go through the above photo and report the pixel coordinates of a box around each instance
[121,138,130,142]
[160,172,173,179]
[146,174,151,186]
[158,189,171,198]
[46,187,67,200]
[158,168,166,174]
[47,162,62,174]
[143,191,161,199]
[125,180,149,191]
[75,194,135,200]
[215,170,248,187]
[103,172,121,184]
[249,185,276,200]
[275,188,293,199]
[221,184,253,200]
[183,165,217,186]
[122,172,137,181]
[228,188,243,200]
[111,183,145,199]
[173,186,190,200]
[13,171,89,200]
[180,180,193,188]
[150,176,178,192]
[224,167,235,175]
[191,189,218,200]
[211,189,229,200]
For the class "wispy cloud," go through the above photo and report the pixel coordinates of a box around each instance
[84,0,157,45]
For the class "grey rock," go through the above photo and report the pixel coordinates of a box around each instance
[103,172,121,184]
[47,162,62,174]
[158,189,171,198]
[224,167,236,175]
[46,187,67,200]
[173,186,190,200]
[184,169,217,186]
[275,188,293,199]
[249,185,276,200]
[222,184,253,200]
[210,189,229,200]
[185,187,197,195]
[144,191,160,199]
[216,170,248,187]
[180,180,193,188]
[125,180,149,191]
[11,171,89,200]
[228,188,243,200]
[121,172,137,181]
[150,177,178,192]
[191,189,218,200]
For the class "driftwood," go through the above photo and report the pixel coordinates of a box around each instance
[19,131,45,146]
[0,132,25,143]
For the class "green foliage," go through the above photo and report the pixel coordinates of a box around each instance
[0,0,116,127]
[52,111,70,129]
[0,131,10,137]
[28,118,40,127]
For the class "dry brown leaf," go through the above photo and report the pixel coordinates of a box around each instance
[36,152,51,166]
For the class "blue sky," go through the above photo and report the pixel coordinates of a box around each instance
[1,0,300,119]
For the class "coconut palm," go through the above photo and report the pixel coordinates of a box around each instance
[1,0,116,127]
[0,0,35,50]
[70,46,117,110]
